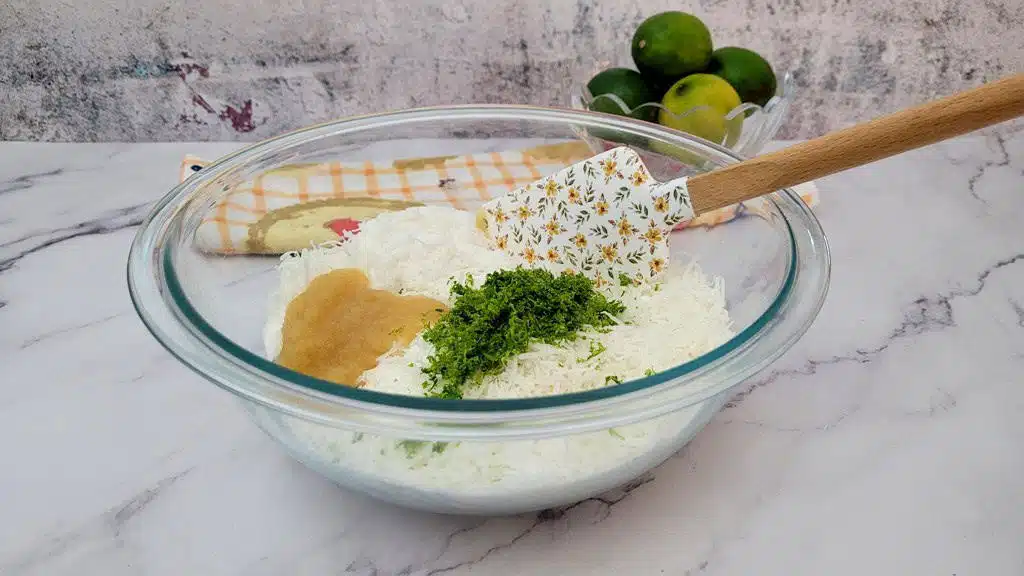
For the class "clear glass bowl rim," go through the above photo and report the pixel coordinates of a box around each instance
[127,104,830,437]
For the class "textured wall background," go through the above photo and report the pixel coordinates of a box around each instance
[1,0,1021,142]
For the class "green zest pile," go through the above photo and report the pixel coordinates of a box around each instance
[421,268,625,399]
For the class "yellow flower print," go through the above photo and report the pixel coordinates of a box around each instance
[544,217,564,238]
[517,205,532,221]
[593,273,608,288]
[616,216,636,238]
[566,186,581,204]
[544,178,560,198]
[653,196,669,213]
[561,268,576,276]
[495,235,508,250]
[630,169,648,186]
[649,257,665,274]
[600,244,618,262]
[595,199,609,216]
[523,246,541,264]
[546,248,561,262]
[600,159,617,178]
[643,223,663,245]
[571,233,588,248]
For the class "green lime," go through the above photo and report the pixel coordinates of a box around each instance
[658,73,742,144]
[586,67,660,123]
[706,47,777,107]
[631,12,713,86]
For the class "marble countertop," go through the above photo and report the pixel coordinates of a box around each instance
[2,134,1023,575]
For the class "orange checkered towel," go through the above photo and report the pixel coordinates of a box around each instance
[181,141,819,255]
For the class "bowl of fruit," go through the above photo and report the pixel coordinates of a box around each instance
[570,11,792,158]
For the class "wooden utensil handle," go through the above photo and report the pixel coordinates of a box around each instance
[688,73,1024,214]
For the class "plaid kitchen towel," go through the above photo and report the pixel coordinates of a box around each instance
[180,141,820,255]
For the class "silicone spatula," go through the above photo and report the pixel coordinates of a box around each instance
[479,73,1024,285]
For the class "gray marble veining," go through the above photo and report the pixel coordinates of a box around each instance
[1,136,1023,575]
[1,0,1021,142]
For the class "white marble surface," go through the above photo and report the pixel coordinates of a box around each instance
[2,134,1023,575]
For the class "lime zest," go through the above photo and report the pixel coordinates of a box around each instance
[421,268,625,399]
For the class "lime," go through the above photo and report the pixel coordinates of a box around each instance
[631,12,713,86]
[586,67,660,123]
[658,74,742,144]
[706,47,777,107]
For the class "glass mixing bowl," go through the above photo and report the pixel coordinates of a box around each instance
[127,106,829,515]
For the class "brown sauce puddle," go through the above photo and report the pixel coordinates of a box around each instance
[277,269,446,386]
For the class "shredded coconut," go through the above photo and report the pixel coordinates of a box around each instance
[265,206,734,512]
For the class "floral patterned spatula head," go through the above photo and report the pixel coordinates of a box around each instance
[478,146,693,287]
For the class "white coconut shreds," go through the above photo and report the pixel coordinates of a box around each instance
[264,205,734,508]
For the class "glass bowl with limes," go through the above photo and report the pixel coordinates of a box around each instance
[570,68,792,157]
[570,11,794,157]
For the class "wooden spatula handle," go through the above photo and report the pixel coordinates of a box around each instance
[688,73,1024,214]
